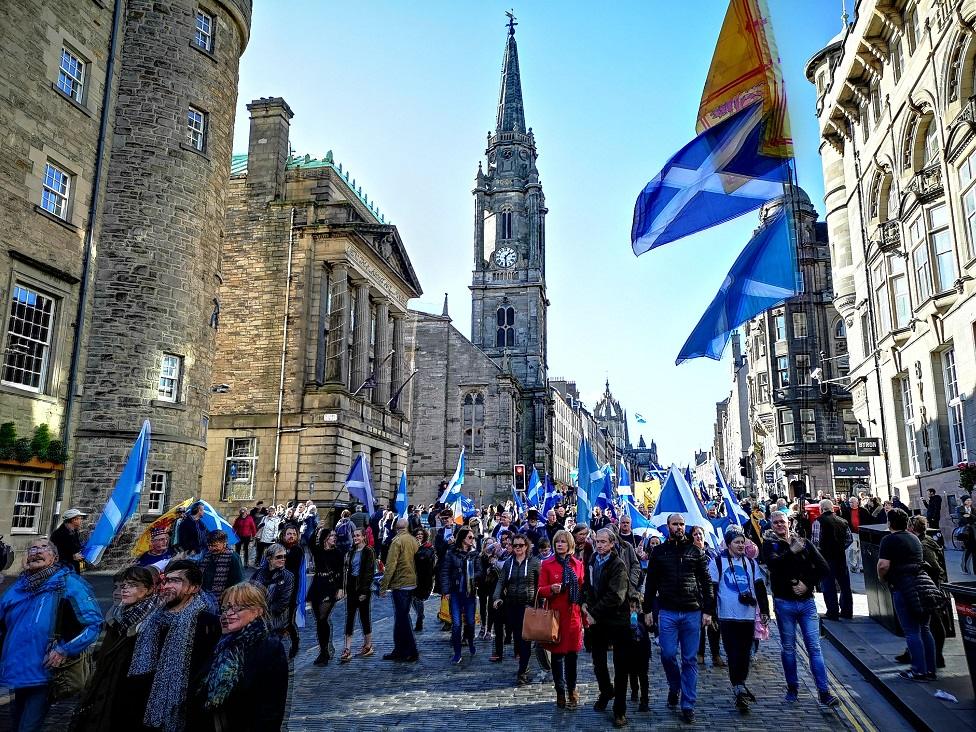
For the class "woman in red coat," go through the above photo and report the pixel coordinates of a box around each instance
[538,529,585,710]
[232,508,257,567]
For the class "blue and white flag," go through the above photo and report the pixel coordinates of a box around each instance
[650,465,719,547]
[295,551,308,628]
[635,413,647,424]
[576,438,603,525]
[541,475,560,516]
[526,467,541,508]
[512,485,527,520]
[395,470,409,519]
[617,460,634,505]
[676,207,798,364]
[83,420,151,565]
[631,103,791,256]
[197,499,239,545]
[440,447,466,507]
[716,462,749,528]
[595,468,618,521]
[346,453,376,515]
[459,493,478,519]
[624,501,660,538]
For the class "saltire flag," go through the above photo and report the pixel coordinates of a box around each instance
[617,460,635,505]
[595,468,617,521]
[395,470,409,519]
[676,207,798,363]
[650,465,720,548]
[526,467,541,508]
[716,461,749,527]
[295,551,308,628]
[83,420,152,565]
[576,438,603,525]
[541,475,561,516]
[197,500,239,545]
[624,501,661,538]
[459,493,478,519]
[131,496,194,556]
[346,453,376,515]
[697,479,711,505]
[635,413,647,424]
[439,447,465,506]
[512,484,527,521]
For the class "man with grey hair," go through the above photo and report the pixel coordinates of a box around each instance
[811,499,853,620]
[380,517,420,661]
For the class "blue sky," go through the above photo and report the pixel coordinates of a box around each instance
[232,1,843,465]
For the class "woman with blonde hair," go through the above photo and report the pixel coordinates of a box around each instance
[537,529,585,709]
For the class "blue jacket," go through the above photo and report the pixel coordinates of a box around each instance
[0,565,102,688]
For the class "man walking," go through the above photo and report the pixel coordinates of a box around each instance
[642,515,714,724]
[177,501,208,557]
[811,499,853,620]
[923,488,943,532]
[51,507,87,573]
[380,518,420,662]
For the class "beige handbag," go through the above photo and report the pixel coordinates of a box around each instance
[522,593,560,644]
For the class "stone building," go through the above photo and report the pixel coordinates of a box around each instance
[593,380,632,468]
[624,435,661,482]
[807,0,976,523]
[712,332,752,491]
[550,379,583,490]
[0,0,250,560]
[202,97,421,514]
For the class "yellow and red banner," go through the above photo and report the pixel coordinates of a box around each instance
[130,497,194,556]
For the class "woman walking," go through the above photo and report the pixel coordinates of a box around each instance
[491,533,539,682]
[340,528,376,662]
[310,529,344,665]
[232,508,256,568]
[442,526,483,665]
[537,529,584,709]
[280,526,305,658]
[255,506,281,563]
[478,537,499,639]
[413,528,437,633]
[249,543,296,639]
[894,516,948,669]
[958,495,975,574]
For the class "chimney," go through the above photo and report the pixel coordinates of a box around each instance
[246,97,294,199]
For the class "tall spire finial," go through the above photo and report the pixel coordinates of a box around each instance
[506,10,517,36]
[495,12,526,134]
[841,0,848,29]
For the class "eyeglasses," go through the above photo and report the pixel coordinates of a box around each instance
[114,581,144,591]
[220,605,256,617]
[272,554,286,560]
[27,546,53,555]
[160,575,188,586]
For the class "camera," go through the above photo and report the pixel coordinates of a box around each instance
[738,591,757,607]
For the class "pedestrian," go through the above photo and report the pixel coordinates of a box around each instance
[442,526,482,665]
[491,511,515,539]
[545,509,561,543]
[488,532,512,659]
[413,527,437,633]
[612,524,643,601]
[811,499,854,620]
[583,528,631,728]
[537,529,584,710]
[309,529,344,665]
[643,515,715,724]
[923,488,943,531]
[255,505,280,561]
[895,516,947,670]
[408,506,422,535]
[135,526,175,570]
[202,582,288,731]
[249,542,295,639]
[878,508,942,681]
[627,596,652,713]
[300,504,319,548]
[478,536,498,638]
[232,508,256,568]
[841,496,871,573]
[379,518,421,662]
[492,533,539,682]
[127,559,222,732]
[177,502,208,558]
[521,509,546,552]
[691,525,723,668]
[743,505,768,547]
[0,537,101,732]
[339,527,375,663]
[590,506,611,531]
[710,526,769,713]
[334,509,356,555]
[760,511,838,706]
[617,515,638,548]
[72,566,158,732]
[199,530,245,600]
[957,495,975,574]
[280,525,305,659]
[52,507,87,573]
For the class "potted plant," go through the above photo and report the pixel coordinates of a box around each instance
[958,462,976,494]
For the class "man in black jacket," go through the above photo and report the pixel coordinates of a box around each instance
[583,528,631,728]
[923,488,943,530]
[761,511,838,707]
[642,515,714,724]
[812,499,853,620]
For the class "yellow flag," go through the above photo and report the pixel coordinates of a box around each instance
[130,497,195,556]
[697,0,792,158]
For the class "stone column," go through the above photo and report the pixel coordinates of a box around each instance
[325,262,349,385]
[373,299,391,406]
[474,192,486,268]
[391,312,405,412]
[351,280,370,391]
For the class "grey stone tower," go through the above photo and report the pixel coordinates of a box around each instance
[70,0,251,559]
[470,18,551,473]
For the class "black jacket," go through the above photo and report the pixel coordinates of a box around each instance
[202,635,288,732]
[584,551,629,628]
[492,556,539,606]
[52,523,82,572]
[924,494,943,524]
[342,545,376,597]
[760,532,830,601]
[617,538,643,598]
[178,516,206,554]
[439,547,482,596]
[642,536,715,614]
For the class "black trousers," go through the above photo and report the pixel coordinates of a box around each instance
[345,593,372,636]
[235,538,251,566]
[698,621,721,657]
[314,596,337,658]
[719,619,755,687]
[494,601,507,656]
[591,624,631,718]
[552,652,578,694]
[506,603,531,675]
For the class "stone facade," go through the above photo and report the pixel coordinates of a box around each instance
[713,333,752,490]
[593,380,632,468]
[202,98,421,518]
[549,379,583,489]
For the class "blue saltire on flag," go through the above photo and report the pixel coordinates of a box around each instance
[440,447,466,506]
[395,470,409,519]
[576,438,603,525]
[512,485,527,520]
[197,500,240,545]
[676,207,798,364]
[635,413,647,424]
[617,460,634,505]
[346,453,376,515]
[716,462,749,527]
[650,465,720,548]
[541,475,560,516]
[631,102,791,256]
[295,551,308,628]
[595,469,617,521]
[526,467,541,508]
[459,493,478,519]
[624,501,660,537]
[83,420,151,565]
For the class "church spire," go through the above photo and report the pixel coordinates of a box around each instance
[496,12,525,134]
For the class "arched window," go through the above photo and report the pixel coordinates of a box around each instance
[496,306,515,347]
[871,172,894,222]
[834,319,848,355]
[462,392,485,452]
[921,120,940,168]
[499,210,513,240]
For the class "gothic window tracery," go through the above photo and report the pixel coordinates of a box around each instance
[462,392,485,452]
[496,306,515,347]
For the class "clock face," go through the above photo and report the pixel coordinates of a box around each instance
[493,247,517,268]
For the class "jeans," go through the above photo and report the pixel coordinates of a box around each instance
[411,595,425,624]
[391,589,418,659]
[449,592,477,656]
[235,537,252,566]
[821,557,853,618]
[551,652,578,694]
[506,603,531,674]
[719,619,755,687]
[659,609,701,710]
[11,685,49,732]
[892,590,936,675]
[846,534,862,572]
[774,597,829,692]
[590,624,631,718]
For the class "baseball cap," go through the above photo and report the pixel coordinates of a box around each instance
[62,508,87,521]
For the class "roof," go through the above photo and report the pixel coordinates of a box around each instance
[496,26,526,133]
[229,152,388,224]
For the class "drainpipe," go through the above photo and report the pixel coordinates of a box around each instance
[271,207,295,505]
[51,0,123,533]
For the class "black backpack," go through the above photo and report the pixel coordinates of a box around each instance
[414,545,436,600]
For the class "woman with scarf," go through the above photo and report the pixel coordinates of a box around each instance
[201,582,288,731]
[442,527,484,666]
[72,566,158,732]
[538,529,585,709]
[340,528,376,663]
[279,526,305,659]
[248,543,295,638]
[491,533,538,681]
[309,529,344,665]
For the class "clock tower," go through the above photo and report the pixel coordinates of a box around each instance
[471,15,550,473]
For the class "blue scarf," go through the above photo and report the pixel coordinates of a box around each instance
[204,618,269,709]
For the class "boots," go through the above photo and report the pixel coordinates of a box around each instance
[556,690,566,709]
[712,654,727,668]
[567,690,579,710]
[414,618,423,633]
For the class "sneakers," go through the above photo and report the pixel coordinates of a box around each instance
[735,692,750,713]
[785,686,799,703]
[313,653,329,666]
[667,690,680,709]
[517,672,531,685]
[450,652,463,665]
[818,691,840,706]
[356,645,374,658]
[897,670,929,682]
[613,715,628,728]
[743,686,756,702]
[681,709,696,724]
[468,639,477,656]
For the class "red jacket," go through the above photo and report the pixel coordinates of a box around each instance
[233,515,257,539]
[537,555,584,655]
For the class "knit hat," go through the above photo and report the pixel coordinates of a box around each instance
[150,526,168,538]
[724,525,745,546]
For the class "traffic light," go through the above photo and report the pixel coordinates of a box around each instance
[739,457,750,478]
[514,464,526,492]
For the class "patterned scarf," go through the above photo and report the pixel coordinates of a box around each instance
[556,553,581,605]
[20,564,60,595]
[204,618,269,710]
[128,593,211,732]
[116,595,158,635]
[205,551,235,595]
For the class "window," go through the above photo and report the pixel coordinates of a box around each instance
[157,353,182,402]
[861,103,870,143]
[774,313,786,341]
[873,261,891,335]
[796,354,811,386]
[861,311,876,356]
[2,284,56,392]
[778,409,795,444]
[843,408,859,442]
[757,372,769,403]
[871,83,882,126]
[891,256,911,328]
[899,376,919,474]
[187,106,207,151]
[906,8,919,54]
[921,121,939,168]
[223,437,257,500]
[57,47,85,102]
[834,319,848,355]
[928,204,956,292]
[792,312,808,338]
[461,392,485,452]
[12,478,43,533]
[943,348,968,462]
[40,162,70,219]
[961,150,976,260]
[816,71,826,93]
[499,210,513,240]
[194,9,214,52]
[800,408,817,443]
[826,411,842,438]
[495,306,514,348]
[910,216,933,301]
[147,471,168,515]
[890,35,903,83]
[776,355,790,388]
